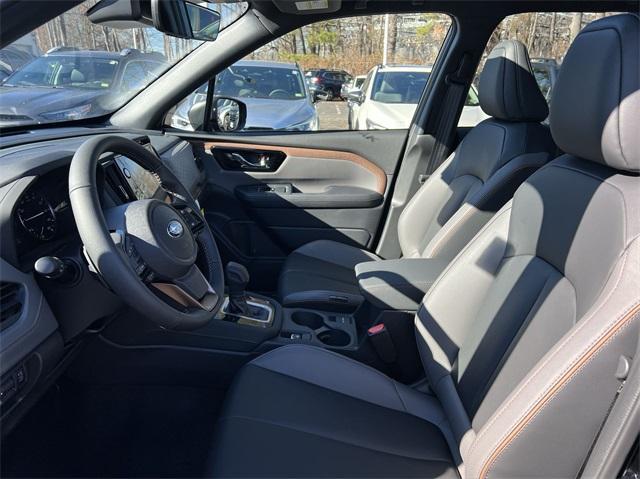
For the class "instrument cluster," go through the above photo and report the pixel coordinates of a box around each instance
[13,167,75,260]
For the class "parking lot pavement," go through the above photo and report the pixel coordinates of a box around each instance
[316,100,350,131]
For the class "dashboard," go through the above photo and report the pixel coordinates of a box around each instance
[4,134,204,270]
[0,129,206,427]
[12,145,164,266]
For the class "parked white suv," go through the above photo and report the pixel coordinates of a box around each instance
[348,64,488,130]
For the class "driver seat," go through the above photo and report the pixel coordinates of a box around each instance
[209,14,640,477]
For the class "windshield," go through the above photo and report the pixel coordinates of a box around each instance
[371,71,429,104]
[0,0,248,127]
[215,65,307,100]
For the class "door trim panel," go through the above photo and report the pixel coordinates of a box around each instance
[203,141,387,194]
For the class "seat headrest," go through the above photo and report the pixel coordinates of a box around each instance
[478,40,549,122]
[550,14,639,173]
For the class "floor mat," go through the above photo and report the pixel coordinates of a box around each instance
[1,380,226,477]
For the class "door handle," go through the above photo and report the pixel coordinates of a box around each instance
[229,152,271,170]
[211,147,286,172]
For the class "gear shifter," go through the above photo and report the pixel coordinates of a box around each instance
[225,262,251,315]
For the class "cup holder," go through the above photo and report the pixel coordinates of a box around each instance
[317,329,351,347]
[291,311,324,330]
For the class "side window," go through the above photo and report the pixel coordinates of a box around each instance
[465,86,480,107]
[462,12,620,128]
[167,13,451,132]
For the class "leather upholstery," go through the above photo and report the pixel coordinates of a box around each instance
[355,257,449,311]
[550,14,639,172]
[209,346,460,478]
[278,239,377,311]
[212,14,640,479]
[478,40,549,121]
[279,42,555,311]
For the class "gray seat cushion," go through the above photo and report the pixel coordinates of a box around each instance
[209,345,459,478]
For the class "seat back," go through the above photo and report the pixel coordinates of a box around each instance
[398,40,555,261]
[414,14,640,478]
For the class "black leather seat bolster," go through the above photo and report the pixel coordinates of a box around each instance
[209,345,459,478]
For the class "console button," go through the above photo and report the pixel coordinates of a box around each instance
[0,377,16,403]
[15,367,25,385]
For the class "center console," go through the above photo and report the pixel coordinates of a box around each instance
[279,309,357,350]
[216,262,358,352]
[98,260,417,387]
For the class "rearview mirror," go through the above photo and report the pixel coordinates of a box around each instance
[88,0,221,42]
[211,97,247,132]
[152,0,221,41]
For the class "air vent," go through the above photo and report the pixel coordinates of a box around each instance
[0,282,23,330]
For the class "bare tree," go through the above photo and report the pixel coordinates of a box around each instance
[388,14,398,63]
[570,13,583,42]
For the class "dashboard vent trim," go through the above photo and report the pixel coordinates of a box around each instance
[0,282,24,330]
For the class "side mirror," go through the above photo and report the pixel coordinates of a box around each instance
[210,97,247,132]
[187,100,206,130]
[348,89,364,104]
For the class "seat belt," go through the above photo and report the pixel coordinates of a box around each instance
[420,52,474,185]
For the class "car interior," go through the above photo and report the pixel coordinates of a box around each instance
[0,1,639,478]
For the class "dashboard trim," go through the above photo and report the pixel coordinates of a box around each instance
[0,256,59,376]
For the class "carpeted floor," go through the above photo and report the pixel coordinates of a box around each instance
[1,380,227,477]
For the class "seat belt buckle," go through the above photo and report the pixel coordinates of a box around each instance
[367,323,397,363]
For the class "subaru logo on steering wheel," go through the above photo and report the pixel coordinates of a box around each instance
[167,220,184,238]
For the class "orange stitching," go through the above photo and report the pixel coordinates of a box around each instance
[479,302,640,479]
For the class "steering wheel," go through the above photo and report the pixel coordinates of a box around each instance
[269,89,290,99]
[69,135,224,330]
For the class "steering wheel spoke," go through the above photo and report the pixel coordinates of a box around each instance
[105,205,153,282]
[152,265,219,312]
[103,204,129,232]
[174,205,206,236]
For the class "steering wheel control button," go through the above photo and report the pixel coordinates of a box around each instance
[177,206,204,233]
[167,220,184,238]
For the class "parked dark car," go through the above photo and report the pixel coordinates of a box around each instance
[530,57,560,101]
[0,33,41,82]
[304,68,351,100]
[0,48,167,127]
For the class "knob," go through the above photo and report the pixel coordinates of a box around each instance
[35,256,66,279]
[225,262,250,296]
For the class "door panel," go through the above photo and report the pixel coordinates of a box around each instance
[190,129,407,291]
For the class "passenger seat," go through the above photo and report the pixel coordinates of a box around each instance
[279,40,557,311]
